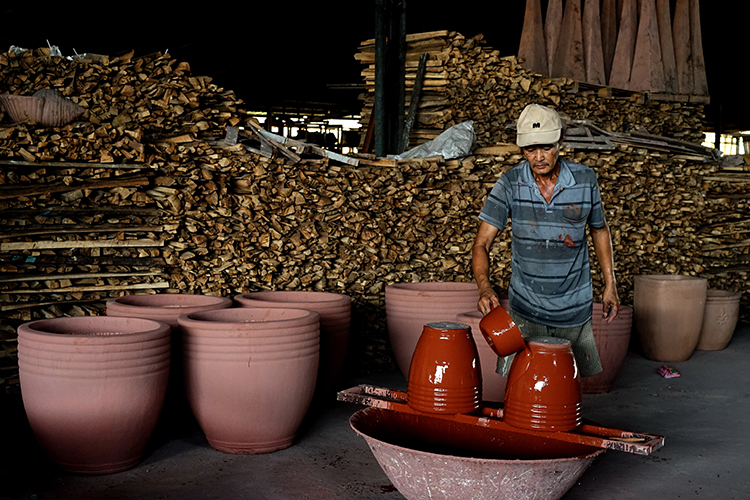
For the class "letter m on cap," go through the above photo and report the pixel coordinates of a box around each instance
[533,122,541,129]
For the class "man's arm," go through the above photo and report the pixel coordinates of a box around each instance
[590,221,619,323]
[472,221,502,314]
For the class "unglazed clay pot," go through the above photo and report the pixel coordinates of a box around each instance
[107,293,233,434]
[234,291,351,390]
[407,322,481,414]
[385,282,479,379]
[351,407,603,500]
[178,307,320,454]
[634,275,707,362]
[503,337,582,432]
[581,303,633,394]
[17,316,170,474]
[696,289,742,351]
[455,311,507,402]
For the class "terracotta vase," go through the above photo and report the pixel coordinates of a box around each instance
[477,305,526,357]
[581,303,633,394]
[106,293,233,433]
[17,316,170,474]
[177,307,320,454]
[407,322,481,414]
[503,337,582,432]
[634,275,707,362]
[385,282,479,379]
[696,289,742,351]
[455,311,508,402]
[234,291,351,390]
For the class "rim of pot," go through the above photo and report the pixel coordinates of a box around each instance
[234,291,351,305]
[107,293,233,309]
[178,307,319,330]
[17,317,170,345]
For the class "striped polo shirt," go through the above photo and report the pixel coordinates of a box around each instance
[479,159,606,327]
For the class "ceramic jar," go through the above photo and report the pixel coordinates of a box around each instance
[17,316,170,474]
[177,307,319,454]
[455,311,508,402]
[503,337,582,432]
[696,289,742,351]
[581,303,633,394]
[407,322,481,414]
[385,282,479,379]
[234,291,351,391]
[634,275,708,362]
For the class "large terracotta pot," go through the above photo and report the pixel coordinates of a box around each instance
[407,322,481,414]
[234,291,351,390]
[503,337,582,432]
[634,275,708,362]
[455,310,508,402]
[177,307,320,454]
[696,289,742,351]
[106,293,233,433]
[17,316,170,474]
[385,282,479,379]
[581,303,633,394]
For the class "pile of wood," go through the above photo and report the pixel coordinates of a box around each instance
[0,41,744,395]
[355,30,707,151]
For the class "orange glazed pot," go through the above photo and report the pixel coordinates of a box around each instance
[407,322,481,415]
[503,337,582,432]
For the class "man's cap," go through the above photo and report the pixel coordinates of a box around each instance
[516,104,562,147]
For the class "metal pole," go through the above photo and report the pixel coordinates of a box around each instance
[374,0,387,158]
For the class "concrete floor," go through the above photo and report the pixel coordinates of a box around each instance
[2,325,749,500]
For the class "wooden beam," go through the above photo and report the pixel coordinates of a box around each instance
[0,239,164,251]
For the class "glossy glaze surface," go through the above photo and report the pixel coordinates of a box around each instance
[478,305,526,357]
[407,322,481,414]
[504,337,582,431]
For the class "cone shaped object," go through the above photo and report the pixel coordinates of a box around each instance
[673,0,693,94]
[601,0,618,81]
[657,0,678,93]
[519,0,548,75]
[545,0,564,77]
[690,0,709,96]
[609,0,638,89]
[629,0,666,92]
[582,0,606,85]
[552,0,585,81]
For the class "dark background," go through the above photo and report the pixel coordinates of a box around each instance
[1,1,745,134]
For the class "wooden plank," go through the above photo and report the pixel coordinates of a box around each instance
[0,239,164,251]
[0,159,153,169]
[3,281,170,295]
[0,271,161,283]
[0,224,166,239]
[0,177,151,200]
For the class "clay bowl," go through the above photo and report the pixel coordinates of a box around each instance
[351,407,603,500]
[478,305,526,357]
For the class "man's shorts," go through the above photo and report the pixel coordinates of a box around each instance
[496,310,603,378]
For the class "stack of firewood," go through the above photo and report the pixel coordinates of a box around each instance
[354,31,706,151]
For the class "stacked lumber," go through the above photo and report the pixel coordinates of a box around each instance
[355,31,706,152]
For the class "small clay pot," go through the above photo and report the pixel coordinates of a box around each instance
[503,337,582,432]
[385,282,479,379]
[478,305,526,357]
[581,303,633,394]
[407,322,481,414]
[455,310,508,402]
[696,289,741,351]
[634,275,707,362]
[17,316,170,474]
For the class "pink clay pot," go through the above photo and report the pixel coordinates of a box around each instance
[386,282,479,379]
[581,303,634,394]
[234,291,351,390]
[696,289,741,351]
[17,316,170,474]
[177,307,320,454]
[106,293,233,330]
[455,310,508,402]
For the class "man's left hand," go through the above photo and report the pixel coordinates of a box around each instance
[601,285,619,323]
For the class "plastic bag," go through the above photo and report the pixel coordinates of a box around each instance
[392,120,476,160]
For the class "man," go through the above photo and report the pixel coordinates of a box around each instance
[472,104,619,376]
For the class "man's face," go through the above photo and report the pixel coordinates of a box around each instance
[522,142,561,176]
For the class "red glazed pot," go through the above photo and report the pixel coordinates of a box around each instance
[234,291,351,390]
[478,305,526,357]
[581,303,633,394]
[634,275,707,362]
[351,407,603,500]
[407,322,481,414]
[455,310,508,402]
[503,337,582,432]
[386,282,479,379]
[696,289,741,351]
[17,316,170,474]
[178,307,320,454]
